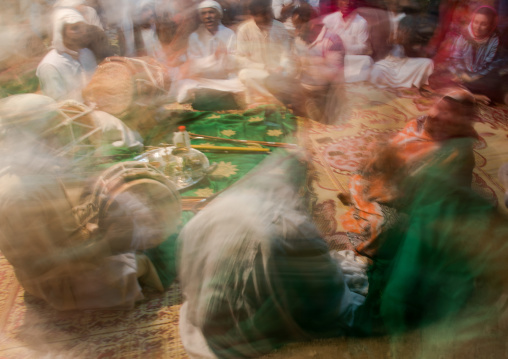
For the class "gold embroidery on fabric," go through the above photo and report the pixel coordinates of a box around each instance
[194,188,215,197]
[221,129,236,137]
[267,129,283,137]
[210,161,238,178]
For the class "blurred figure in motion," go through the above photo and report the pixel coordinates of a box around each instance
[429,5,508,105]
[178,153,364,358]
[322,0,373,82]
[236,0,296,106]
[354,137,508,340]
[0,94,180,311]
[266,4,346,123]
[271,0,320,33]
[131,0,167,62]
[369,0,434,89]
[36,7,97,101]
[340,88,478,258]
[175,0,244,110]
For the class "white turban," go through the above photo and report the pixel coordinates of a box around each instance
[198,0,223,17]
[51,8,88,55]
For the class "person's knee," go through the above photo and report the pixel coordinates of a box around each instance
[238,69,250,83]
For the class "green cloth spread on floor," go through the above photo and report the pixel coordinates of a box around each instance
[144,105,298,288]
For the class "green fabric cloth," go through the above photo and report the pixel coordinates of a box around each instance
[143,105,298,287]
[0,70,39,99]
[355,138,508,335]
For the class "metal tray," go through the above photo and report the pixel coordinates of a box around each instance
[134,146,210,191]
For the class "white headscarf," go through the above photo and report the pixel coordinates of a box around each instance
[197,0,223,17]
[51,8,88,56]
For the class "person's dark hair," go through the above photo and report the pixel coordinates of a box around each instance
[475,6,497,26]
[442,95,477,118]
[248,0,272,15]
[292,3,318,23]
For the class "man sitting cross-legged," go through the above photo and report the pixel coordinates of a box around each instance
[175,0,245,110]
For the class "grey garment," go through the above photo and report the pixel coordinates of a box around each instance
[450,33,500,76]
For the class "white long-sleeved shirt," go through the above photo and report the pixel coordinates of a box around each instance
[322,11,370,55]
[187,23,237,79]
[36,48,97,101]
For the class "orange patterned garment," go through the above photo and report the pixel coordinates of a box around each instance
[341,117,442,257]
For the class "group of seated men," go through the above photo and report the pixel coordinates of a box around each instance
[3,1,508,357]
[35,0,508,128]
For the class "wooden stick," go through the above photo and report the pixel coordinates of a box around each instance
[191,145,270,153]
[188,132,297,148]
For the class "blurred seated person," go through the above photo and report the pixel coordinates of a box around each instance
[266,4,345,123]
[429,6,508,105]
[131,0,167,63]
[179,154,364,358]
[369,2,434,89]
[53,0,113,61]
[175,0,245,110]
[37,8,97,101]
[0,94,176,311]
[272,0,321,33]
[322,0,373,82]
[236,0,296,106]
[340,89,478,258]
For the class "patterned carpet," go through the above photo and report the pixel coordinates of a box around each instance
[1,82,507,358]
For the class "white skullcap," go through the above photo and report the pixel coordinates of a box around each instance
[198,0,223,17]
[51,8,87,54]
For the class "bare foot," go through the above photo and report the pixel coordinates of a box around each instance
[473,94,491,105]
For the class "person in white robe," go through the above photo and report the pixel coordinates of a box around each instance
[266,4,346,123]
[132,0,167,63]
[322,0,373,82]
[37,8,97,102]
[0,94,178,311]
[175,0,244,106]
[236,0,296,105]
[369,5,434,89]
[271,0,320,33]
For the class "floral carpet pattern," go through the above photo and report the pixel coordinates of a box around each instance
[1,82,507,358]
